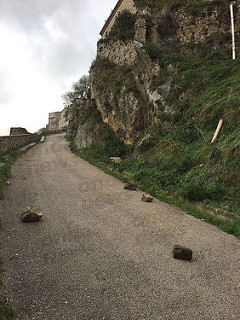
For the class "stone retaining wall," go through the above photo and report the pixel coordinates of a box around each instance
[97,40,137,66]
[0,134,41,154]
[10,127,29,136]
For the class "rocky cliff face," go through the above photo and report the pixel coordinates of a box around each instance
[67,98,102,149]
[70,0,240,147]
[90,52,151,144]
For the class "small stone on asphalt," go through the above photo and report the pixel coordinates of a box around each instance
[21,207,43,222]
[124,181,137,190]
[142,194,154,202]
[173,245,193,261]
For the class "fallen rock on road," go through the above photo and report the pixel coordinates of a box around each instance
[173,245,193,261]
[124,181,137,190]
[142,194,154,202]
[21,207,43,223]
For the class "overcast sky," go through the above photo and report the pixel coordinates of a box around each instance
[0,0,117,135]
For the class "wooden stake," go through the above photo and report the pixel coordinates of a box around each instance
[230,3,236,60]
[211,119,223,143]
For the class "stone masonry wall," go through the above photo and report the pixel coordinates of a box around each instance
[98,2,239,68]
[97,40,138,65]
[174,6,230,44]
[10,127,30,136]
[156,3,240,46]
[0,134,41,154]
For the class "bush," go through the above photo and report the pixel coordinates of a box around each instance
[108,10,136,41]
[104,135,126,157]
[80,144,111,164]
[144,42,162,60]
[157,22,165,37]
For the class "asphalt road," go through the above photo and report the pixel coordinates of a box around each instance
[0,134,239,320]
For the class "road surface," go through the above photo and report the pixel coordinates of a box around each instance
[0,134,239,320]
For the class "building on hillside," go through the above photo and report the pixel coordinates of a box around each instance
[46,106,73,131]
[100,0,137,38]
[47,112,61,131]
[48,112,61,125]
[59,106,73,129]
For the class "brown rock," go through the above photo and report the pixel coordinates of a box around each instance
[124,181,137,190]
[142,194,154,202]
[21,207,43,223]
[173,245,192,261]
[110,157,121,164]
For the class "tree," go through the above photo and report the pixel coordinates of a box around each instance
[62,75,90,106]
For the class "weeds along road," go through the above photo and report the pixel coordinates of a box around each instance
[1,134,240,320]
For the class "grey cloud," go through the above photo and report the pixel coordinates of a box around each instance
[0,72,12,105]
[0,0,117,134]
[0,0,110,34]
[0,0,66,31]
[43,42,92,79]
[0,91,12,105]
[0,0,117,82]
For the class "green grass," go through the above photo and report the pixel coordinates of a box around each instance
[0,150,24,200]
